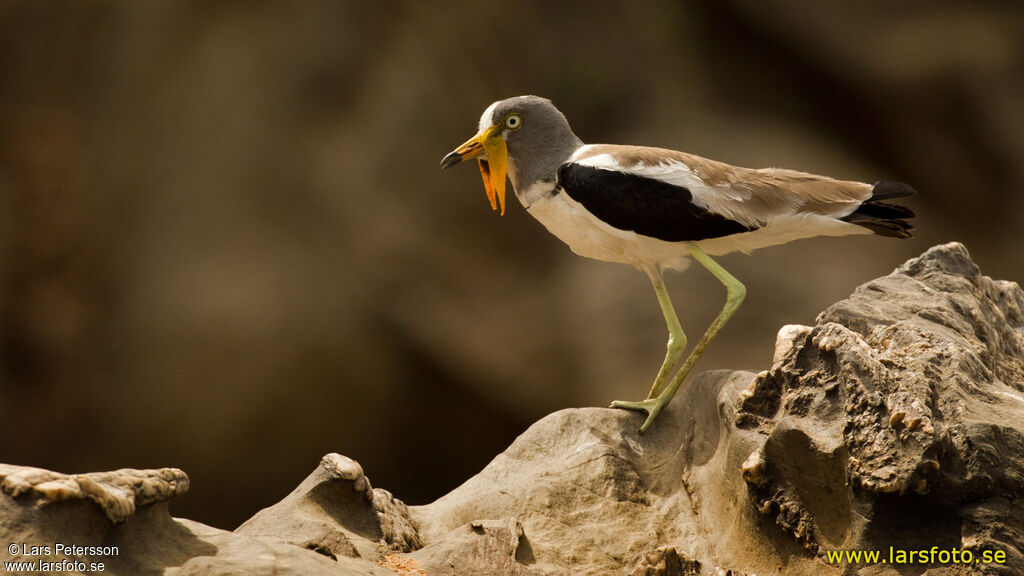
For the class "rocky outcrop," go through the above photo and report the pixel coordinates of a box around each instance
[736,242,1024,570]
[237,453,421,558]
[0,464,189,524]
[1,243,1021,575]
[0,460,399,575]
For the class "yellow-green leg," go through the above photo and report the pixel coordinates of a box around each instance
[643,266,687,400]
[610,245,746,433]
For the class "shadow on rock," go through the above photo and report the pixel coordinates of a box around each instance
[1,242,1021,575]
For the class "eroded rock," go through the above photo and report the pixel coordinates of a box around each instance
[236,452,421,561]
[0,461,398,575]
[630,547,701,576]
[407,371,762,575]
[2,243,1022,575]
[0,464,188,524]
[735,242,1024,573]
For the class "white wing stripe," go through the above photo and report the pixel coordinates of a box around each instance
[572,151,702,188]
[569,149,760,224]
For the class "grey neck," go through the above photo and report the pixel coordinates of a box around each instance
[509,134,584,194]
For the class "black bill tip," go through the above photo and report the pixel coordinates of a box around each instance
[440,150,463,169]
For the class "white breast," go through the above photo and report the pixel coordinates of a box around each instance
[516,181,696,272]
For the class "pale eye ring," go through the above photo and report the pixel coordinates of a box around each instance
[504,114,522,130]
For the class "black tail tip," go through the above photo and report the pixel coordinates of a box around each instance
[842,180,916,238]
[871,180,917,200]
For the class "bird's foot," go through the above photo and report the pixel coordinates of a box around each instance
[608,397,664,434]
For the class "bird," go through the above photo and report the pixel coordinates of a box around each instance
[440,95,915,433]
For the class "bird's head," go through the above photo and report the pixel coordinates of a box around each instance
[440,95,580,215]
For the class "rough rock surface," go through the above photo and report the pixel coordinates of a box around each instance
[1,242,1021,575]
[735,242,1024,573]
[237,453,421,558]
[0,464,189,523]
[0,460,397,575]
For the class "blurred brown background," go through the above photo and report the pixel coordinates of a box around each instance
[1,1,1021,529]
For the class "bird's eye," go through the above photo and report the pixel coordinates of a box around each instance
[504,114,522,130]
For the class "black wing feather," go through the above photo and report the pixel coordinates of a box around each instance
[556,164,753,243]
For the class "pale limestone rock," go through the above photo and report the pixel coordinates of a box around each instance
[0,464,188,523]
[2,243,1021,575]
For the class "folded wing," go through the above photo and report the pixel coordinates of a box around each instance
[559,144,914,242]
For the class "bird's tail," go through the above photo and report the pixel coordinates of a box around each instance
[842,181,916,238]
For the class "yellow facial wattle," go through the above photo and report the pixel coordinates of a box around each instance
[478,129,508,215]
[441,124,509,216]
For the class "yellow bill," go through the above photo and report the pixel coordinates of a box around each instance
[440,124,508,215]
